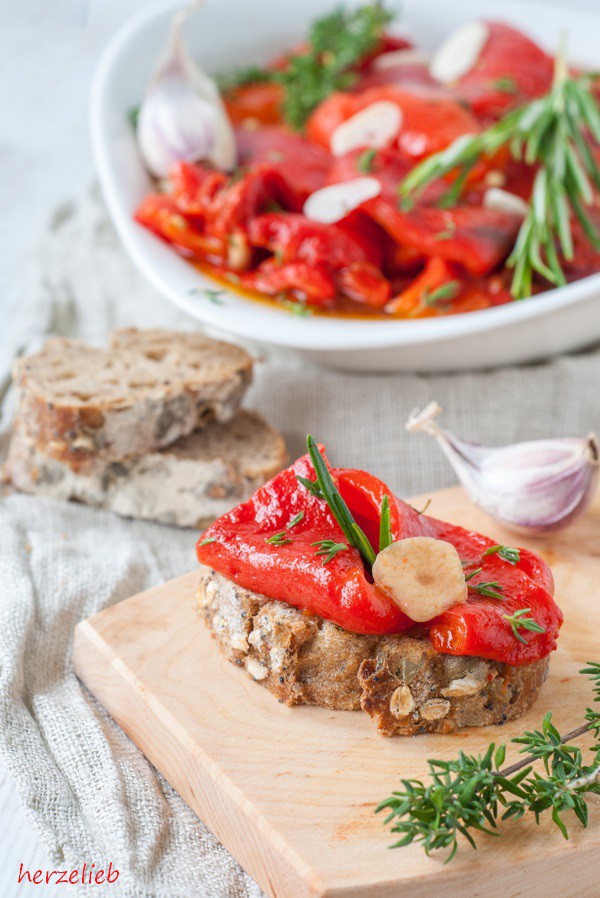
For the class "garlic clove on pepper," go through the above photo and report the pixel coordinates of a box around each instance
[406,401,599,533]
[373,536,467,622]
[137,3,237,178]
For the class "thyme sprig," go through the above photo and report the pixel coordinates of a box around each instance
[378,664,600,861]
[502,608,546,644]
[218,3,393,130]
[483,544,521,565]
[399,54,600,298]
[311,539,349,564]
[300,436,376,568]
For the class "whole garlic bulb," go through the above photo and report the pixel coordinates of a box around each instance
[137,3,237,177]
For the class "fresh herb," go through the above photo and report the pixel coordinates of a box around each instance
[464,566,483,581]
[357,147,378,173]
[422,281,460,307]
[379,495,393,551]
[189,287,226,304]
[377,663,600,862]
[281,298,313,317]
[311,538,349,564]
[467,576,505,600]
[412,498,432,515]
[287,511,305,529]
[503,607,546,643]
[128,104,141,131]
[490,76,519,94]
[399,52,600,298]
[433,226,456,241]
[265,530,293,546]
[296,475,323,498]
[198,536,216,546]
[483,544,521,565]
[301,436,376,567]
[216,65,276,94]
[218,3,393,130]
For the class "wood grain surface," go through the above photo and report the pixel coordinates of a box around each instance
[72,486,600,898]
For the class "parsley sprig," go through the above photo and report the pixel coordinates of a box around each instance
[399,51,600,299]
[218,3,393,130]
[377,663,600,861]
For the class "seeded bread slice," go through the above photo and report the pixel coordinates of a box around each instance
[198,567,549,736]
[5,411,286,528]
[13,329,253,472]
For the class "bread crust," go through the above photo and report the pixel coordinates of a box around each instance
[198,567,550,735]
[5,411,286,529]
[13,330,253,472]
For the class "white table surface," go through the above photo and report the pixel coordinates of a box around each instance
[1,1,599,896]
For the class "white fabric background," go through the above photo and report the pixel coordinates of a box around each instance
[2,0,600,895]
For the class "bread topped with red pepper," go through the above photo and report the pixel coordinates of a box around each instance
[196,445,562,735]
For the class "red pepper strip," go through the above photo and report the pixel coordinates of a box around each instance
[235,126,332,199]
[307,85,480,161]
[337,262,391,308]
[455,22,554,122]
[426,517,563,666]
[134,195,225,261]
[168,161,227,216]
[239,260,336,305]
[208,165,304,240]
[247,213,372,267]
[363,196,522,276]
[197,453,413,635]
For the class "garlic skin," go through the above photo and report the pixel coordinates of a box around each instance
[406,402,599,533]
[137,5,237,177]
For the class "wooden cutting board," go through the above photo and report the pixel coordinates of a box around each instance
[73,485,600,898]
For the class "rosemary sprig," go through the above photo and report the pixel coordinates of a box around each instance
[377,664,600,861]
[265,530,293,547]
[311,539,349,564]
[379,495,393,552]
[483,544,521,565]
[467,575,505,600]
[399,54,600,298]
[503,608,546,644]
[300,436,376,568]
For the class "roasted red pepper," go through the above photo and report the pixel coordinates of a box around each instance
[197,452,563,664]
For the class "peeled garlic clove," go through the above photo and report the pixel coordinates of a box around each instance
[373,536,467,622]
[429,21,489,84]
[484,188,530,218]
[303,177,381,224]
[137,6,237,177]
[330,101,402,157]
[373,48,430,70]
[406,402,600,533]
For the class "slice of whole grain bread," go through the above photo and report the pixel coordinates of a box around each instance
[12,329,253,472]
[198,566,550,735]
[5,410,286,528]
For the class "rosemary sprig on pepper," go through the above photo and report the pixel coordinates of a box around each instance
[300,436,376,568]
[311,539,349,564]
[503,608,546,643]
[377,663,600,861]
[399,51,600,298]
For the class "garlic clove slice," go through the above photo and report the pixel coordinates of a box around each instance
[429,21,489,85]
[373,536,468,622]
[137,6,236,178]
[373,48,430,70]
[484,188,530,219]
[330,101,403,157]
[303,177,382,224]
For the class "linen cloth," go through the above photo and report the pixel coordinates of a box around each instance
[0,187,599,898]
